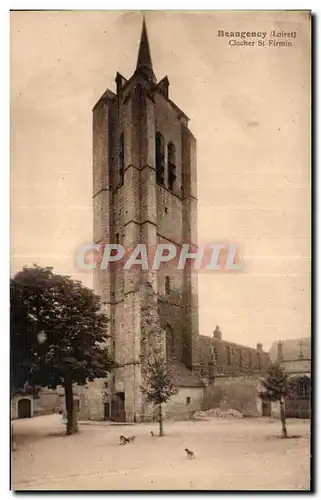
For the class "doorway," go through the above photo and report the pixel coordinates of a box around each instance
[262,398,271,417]
[111,392,126,422]
[17,398,31,419]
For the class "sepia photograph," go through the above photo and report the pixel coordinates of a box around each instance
[10,9,311,491]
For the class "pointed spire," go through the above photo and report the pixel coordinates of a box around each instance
[136,18,156,82]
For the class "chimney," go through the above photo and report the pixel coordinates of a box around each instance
[213,326,222,341]
[256,343,263,352]
[277,341,283,362]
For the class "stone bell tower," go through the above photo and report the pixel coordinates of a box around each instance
[92,19,201,422]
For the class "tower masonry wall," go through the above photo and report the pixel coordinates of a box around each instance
[92,20,202,422]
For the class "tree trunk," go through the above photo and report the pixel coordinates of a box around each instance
[158,403,164,437]
[11,423,16,451]
[280,397,287,438]
[64,380,78,435]
[72,407,79,434]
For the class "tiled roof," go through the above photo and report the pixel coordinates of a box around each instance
[269,337,311,362]
[198,334,267,355]
[167,360,205,388]
[198,335,212,367]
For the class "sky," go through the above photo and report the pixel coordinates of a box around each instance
[11,10,310,350]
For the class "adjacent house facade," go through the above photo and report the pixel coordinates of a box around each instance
[269,337,311,418]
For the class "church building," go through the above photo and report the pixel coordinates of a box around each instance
[91,19,204,422]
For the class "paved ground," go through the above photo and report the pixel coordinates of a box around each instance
[11,414,311,491]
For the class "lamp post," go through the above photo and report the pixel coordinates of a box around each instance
[37,331,47,344]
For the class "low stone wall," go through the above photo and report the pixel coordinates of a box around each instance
[34,390,60,416]
[60,382,204,423]
[203,376,262,417]
[285,398,311,419]
[57,381,106,421]
[164,387,204,420]
[11,397,34,420]
[79,380,106,421]
[12,390,61,419]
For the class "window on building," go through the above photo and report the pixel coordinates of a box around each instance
[168,142,177,191]
[165,323,174,358]
[239,349,243,369]
[155,132,165,185]
[186,397,191,405]
[226,346,231,365]
[298,381,308,397]
[119,132,125,186]
[165,275,171,295]
[297,377,310,398]
[248,351,252,369]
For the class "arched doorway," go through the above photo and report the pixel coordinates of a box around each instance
[111,392,125,422]
[17,398,31,419]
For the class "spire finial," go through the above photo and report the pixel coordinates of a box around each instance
[136,17,156,82]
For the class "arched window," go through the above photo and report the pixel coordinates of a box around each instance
[155,132,165,185]
[226,346,231,365]
[165,323,174,358]
[165,275,171,295]
[168,142,176,191]
[119,132,124,186]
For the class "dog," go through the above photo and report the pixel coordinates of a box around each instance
[119,435,135,445]
[185,448,195,459]
[119,435,129,445]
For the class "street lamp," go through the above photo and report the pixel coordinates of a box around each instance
[37,331,47,344]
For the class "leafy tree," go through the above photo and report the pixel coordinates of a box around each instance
[142,354,178,436]
[259,363,294,438]
[139,281,178,435]
[10,265,113,435]
[10,278,37,397]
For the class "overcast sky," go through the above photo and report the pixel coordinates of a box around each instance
[11,10,310,349]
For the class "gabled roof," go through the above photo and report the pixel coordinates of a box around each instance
[269,337,311,362]
[167,360,205,388]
